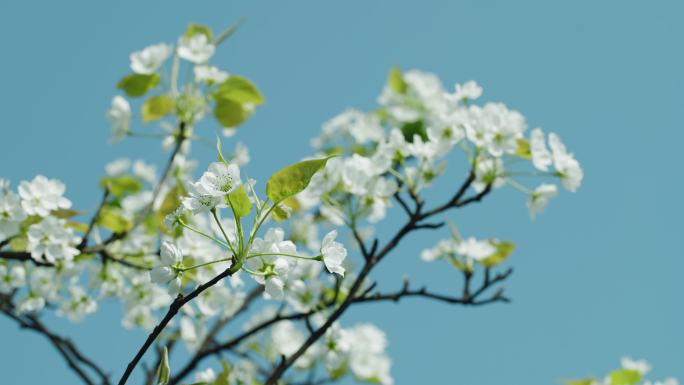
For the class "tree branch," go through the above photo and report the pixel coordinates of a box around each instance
[117,257,240,385]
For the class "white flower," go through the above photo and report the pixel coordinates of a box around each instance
[342,324,393,385]
[194,65,229,84]
[149,242,184,294]
[195,368,216,383]
[106,96,131,143]
[549,133,583,192]
[57,286,97,322]
[178,34,215,64]
[342,154,376,195]
[621,357,652,375]
[182,182,222,214]
[105,158,131,176]
[527,184,558,219]
[457,237,495,261]
[0,264,26,293]
[19,175,72,217]
[421,239,457,262]
[0,188,27,242]
[27,217,80,262]
[264,276,285,300]
[320,230,347,276]
[231,142,250,166]
[472,157,505,193]
[530,128,552,171]
[198,162,242,197]
[133,160,157,183]
[129,43,171,74]
[447,80,483,102]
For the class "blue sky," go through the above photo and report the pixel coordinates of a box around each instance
[1,1,683,384]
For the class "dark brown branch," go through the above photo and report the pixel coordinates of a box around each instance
[117,258,240,385]
[0,251,54,267]
[0,303,110,385]
[78,189,111,250]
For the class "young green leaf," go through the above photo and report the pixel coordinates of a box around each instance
[142,95,174,122]
[266,157,333,203]
[97,206,133,233]
[215,136,229,165]
[400,120,428,142]
[513,138,532,159]
[609,369,641,385]
[214,98,250,128]
[117,74,161,98]
[156,346,170,385]
[563,379,596,385]
[214,75,264,105]
[185,23,212,39]
[479,241,515,267]
[387,66,408,94]
[100,175,143,198]
[228,185,252,218]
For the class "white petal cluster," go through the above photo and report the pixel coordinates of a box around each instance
[18,175,72,217]
[304,69,583,223]
[178,34,215,64]
[130,43,172,74]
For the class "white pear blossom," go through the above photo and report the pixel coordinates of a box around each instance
[320,230,347,276]
[178,34,215,64]
[0,264,26,293]
[132,160,157,183]
[195,368,216,383]
[0,187,26,241]
[457,237,495,261]
[194,65,229,84]
[149,241,184,294]
[447,80,483,102]
[27,217,80,262]
[621,356,652,375]
[549,133,584,192]
[197,162,242,197]
[527,183,558,219]
[57,286,97,322]
[106,96,131,143]
[18,175,72,217]
[105,158,131,176]
[129,43,171,74]
[530,128,552,171]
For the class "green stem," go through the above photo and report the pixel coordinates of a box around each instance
[211,208,238,256]
[178,220,230,249]
[505,177,533,194]
[181,257,233,272]
[241,266,267,276]
[246,252,323,262]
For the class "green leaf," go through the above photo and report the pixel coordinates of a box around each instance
[271,204,291,221]
[142,95,174,122]
[213,361,231,385]
[156,346,170,385]
[563,379,596,385]
[157,184,186,235]
[51,209,80,219]
[214,98,250,128]
[97,206,133,233]
[266,157,332,203]
[100,175,142,198]
[609,369,641,385]
[400,120,428,142]
[214,75,264,105]
[66,221,89,232]
[387,66,408,94]
[228,185,252,218]
[479,241,515,267]
[513,138,532,159]
[185,23,212,39]
[117,74,161,98]
[9,236,27,251]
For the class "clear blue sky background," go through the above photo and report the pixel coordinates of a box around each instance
[1,1,682,384]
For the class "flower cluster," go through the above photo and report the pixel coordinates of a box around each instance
[567,357,679,385]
